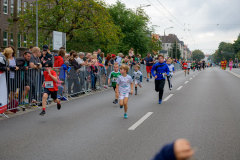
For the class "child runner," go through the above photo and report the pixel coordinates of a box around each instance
[40,61,61,116]
[115,64,133,119]
[191,61,196,72]
[187,61,191,75]
[229,58,233,71]
[108,63,121,104]
[151,54,170,104]
[182,60,188,76]
[132,64,143,95]
[166,59,175,90]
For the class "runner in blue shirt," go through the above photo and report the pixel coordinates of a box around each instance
[151,54,170,104]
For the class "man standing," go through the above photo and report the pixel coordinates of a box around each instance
[145,53,154,82]
[29,47,42,103]
[16,51,31,105]
[151,54,170,104]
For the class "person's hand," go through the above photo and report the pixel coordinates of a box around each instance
[15,66,19,71]
[173,71,175,73]
[7,67,10,71]
[47,68,51,74]
[174,139,194,160]
[42,81,45,87]
[130,90,133,95]
[25,66,29,70]
[154,75,157,79]
[165,73,167,76]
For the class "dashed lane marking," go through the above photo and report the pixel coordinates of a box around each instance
[184,81,189,84]
[163,94,174,102]
[177,86,183,90]
[190,78,192,80]
[128,112,153,131]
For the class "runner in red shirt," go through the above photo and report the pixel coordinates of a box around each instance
[39,61,61,116]
[182,60,188,76]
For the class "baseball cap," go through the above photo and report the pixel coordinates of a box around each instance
[43,45,49,51]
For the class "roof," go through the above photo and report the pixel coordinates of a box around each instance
[160,34,180,43]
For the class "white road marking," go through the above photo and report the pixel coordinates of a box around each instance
[163,94,174,102]
[177,86,183,90]
[184,81,189,84]
[128,112,153,130]
[193,75,195,77]
[190,78,192,80]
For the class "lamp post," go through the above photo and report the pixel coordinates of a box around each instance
[36,0,38,47]
[136,4,151,14]
[163,27,173,57]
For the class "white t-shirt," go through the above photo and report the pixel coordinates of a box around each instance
[167,64,175,76]
[187,63,191,68]
[117,75,133,93]
[133,70,142,80]
[75,57,84,71]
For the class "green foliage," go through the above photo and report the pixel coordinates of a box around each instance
[108,1,151,55]
[212,42,235,63]
[168,42,181,59]
[9,0,121,52]
[150,35,162,55]
[233,34,240,60]
[192,49,205,61]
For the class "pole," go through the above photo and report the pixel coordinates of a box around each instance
[175,40,177,59]
[13,0,18,57]
[36,0,38,47]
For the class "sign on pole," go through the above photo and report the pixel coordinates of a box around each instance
[53,31,66,50]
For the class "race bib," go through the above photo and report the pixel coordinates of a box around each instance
[112,77,118,82]
[184,65,187,68]
[45,81,54,88]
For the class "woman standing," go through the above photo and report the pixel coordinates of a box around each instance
[128,48,134,58]
[229,58,233,71]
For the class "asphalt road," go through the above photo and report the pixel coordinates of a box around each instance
[1,67,240,160]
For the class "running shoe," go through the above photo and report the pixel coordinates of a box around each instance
[116,99,118,104]
[57,103,61,110]
[120,106,123,109]
[135,93,137,95]
[124,113,128,119]
[39,110,46,116]
[159,99,162,104]
[150,76,152,79]
[113,100,117,104]
[147,79,149,82]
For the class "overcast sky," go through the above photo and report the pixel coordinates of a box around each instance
[104,0,240,54]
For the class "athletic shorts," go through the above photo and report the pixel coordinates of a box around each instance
[113,86,116,91]
[146,66,153,73]
[119,92,129,100]
[183,68,187,70]
[135,80,142,86]
[187,68,190,70]
[44,88,57,100]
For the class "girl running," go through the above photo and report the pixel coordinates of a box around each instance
[192,61,196,72]
[116,65,133,119]
[182,60,188,76]
[166,59,175,90]
[132,64,143,95]
[229,58,233,71]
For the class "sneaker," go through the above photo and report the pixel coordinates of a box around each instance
[19,101,29,106]
[135,93,137,95]
[124,113,128,119]
[39,110,46,116]
[147,79,149,82]
[120,106,123,109]
[57,103,61,110]
[159,99,162,104]
[61,97,67,101]
[113,100,117,104]
[150,76,152,79]
[116,99,118,104]
[169,88,172,90]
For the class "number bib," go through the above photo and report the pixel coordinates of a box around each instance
[45,81,54,88]
[112,77,118,82]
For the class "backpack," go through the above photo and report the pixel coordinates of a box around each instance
[8,99,19,113]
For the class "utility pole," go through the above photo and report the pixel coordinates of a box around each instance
[175,40,177,59]
[36,0,38,47]
[13,0,18,57]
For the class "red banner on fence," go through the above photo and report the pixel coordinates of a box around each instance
[0,72,7,114]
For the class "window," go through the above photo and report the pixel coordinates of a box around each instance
[11,0,14,14]
[3,31,8,46]
[23,2,27,11]
[18,34,21,47]
[24,35,27,47]
[18,0,21,14]
[4,0,8,14]
[11,33,13,45]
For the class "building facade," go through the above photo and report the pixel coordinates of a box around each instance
[0,0,35,50]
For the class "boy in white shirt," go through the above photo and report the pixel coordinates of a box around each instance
[116,65,133,119]
[187,61,191,75]
[166,59,175,90]
[132,65,142,95]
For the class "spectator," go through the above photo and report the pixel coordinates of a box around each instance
[16,51,31,105]
[110,54,116,66]
[29,47,42,103]
[68,52,81,97]
[97,48,101,59]
[90,59,98,91]
[55,69,64,99]
[54,49,65,68]
[116,53,123,66]
[29,46,33,52]
[76,52,86,93]
[59,47,65,50]
[99,52,104,64]
[129,47,134,57]
[40,45,52,66]
[121,55,130,65]
[105,53,111,68]
[0,48,13,114]
[145,53,154,82]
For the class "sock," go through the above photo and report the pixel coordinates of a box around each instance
[43,108,46,111]
[57,101,60,105]
[135,87,137,92]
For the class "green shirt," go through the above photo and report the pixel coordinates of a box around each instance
[109,71,121,87]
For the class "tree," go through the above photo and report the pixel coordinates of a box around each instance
[150,35,162,55]
[108,1,151,55]
[168,41,181,59]
[233,34,240,60]
[9,0,121,52]
[192,49,205,61]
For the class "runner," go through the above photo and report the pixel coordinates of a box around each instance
[108,63,121,104]
[187,61,191,75]
[115,64,133,119]
[182,60,188,76]
[151,54,170,104]
[145,53,154,82]
[202,60,206,70]
[39,61,61,116]
[229,58,233,71]
[166,59,175,90]
[132,64,142,95]
[221,59,224,70]
[192,61,196,72]
[198,61,201,71]
[223,59,227,70]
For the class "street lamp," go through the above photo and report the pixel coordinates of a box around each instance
[163,27,173,57]
[36,0,38,47]
[136,4,151,14]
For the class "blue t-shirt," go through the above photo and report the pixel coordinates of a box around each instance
[151,62,170,80]
[145,57,154,66]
